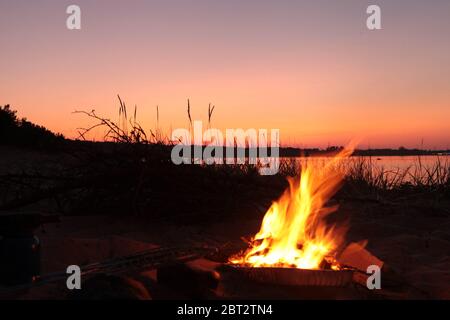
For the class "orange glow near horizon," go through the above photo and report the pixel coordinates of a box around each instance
[1,1,449,149]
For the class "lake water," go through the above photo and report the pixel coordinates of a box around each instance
[367,155,448,168]
[288,155,449,185]
[296,155,449,169]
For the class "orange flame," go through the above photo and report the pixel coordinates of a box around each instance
[229,144,356,270]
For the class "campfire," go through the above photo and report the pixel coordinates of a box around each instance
[229,145,356,272]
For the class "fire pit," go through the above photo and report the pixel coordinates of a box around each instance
[224,145,360,296]
[217,263,357,299]
[221,265,354,287]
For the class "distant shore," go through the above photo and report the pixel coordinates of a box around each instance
[279,147,450,157]
[4,140,449,158]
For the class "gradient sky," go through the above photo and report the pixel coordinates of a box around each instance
[1,0,449,149]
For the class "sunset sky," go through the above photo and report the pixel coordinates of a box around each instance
[1,0,449,149]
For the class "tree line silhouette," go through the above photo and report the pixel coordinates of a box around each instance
[1,104,447,156]
[0,105,65,149]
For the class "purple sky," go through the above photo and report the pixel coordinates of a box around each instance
[1,0,449,148]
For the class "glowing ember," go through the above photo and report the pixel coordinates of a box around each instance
[229,144,356,270]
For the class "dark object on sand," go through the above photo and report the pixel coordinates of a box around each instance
[0,235,40,286]
[0,213,59,286]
